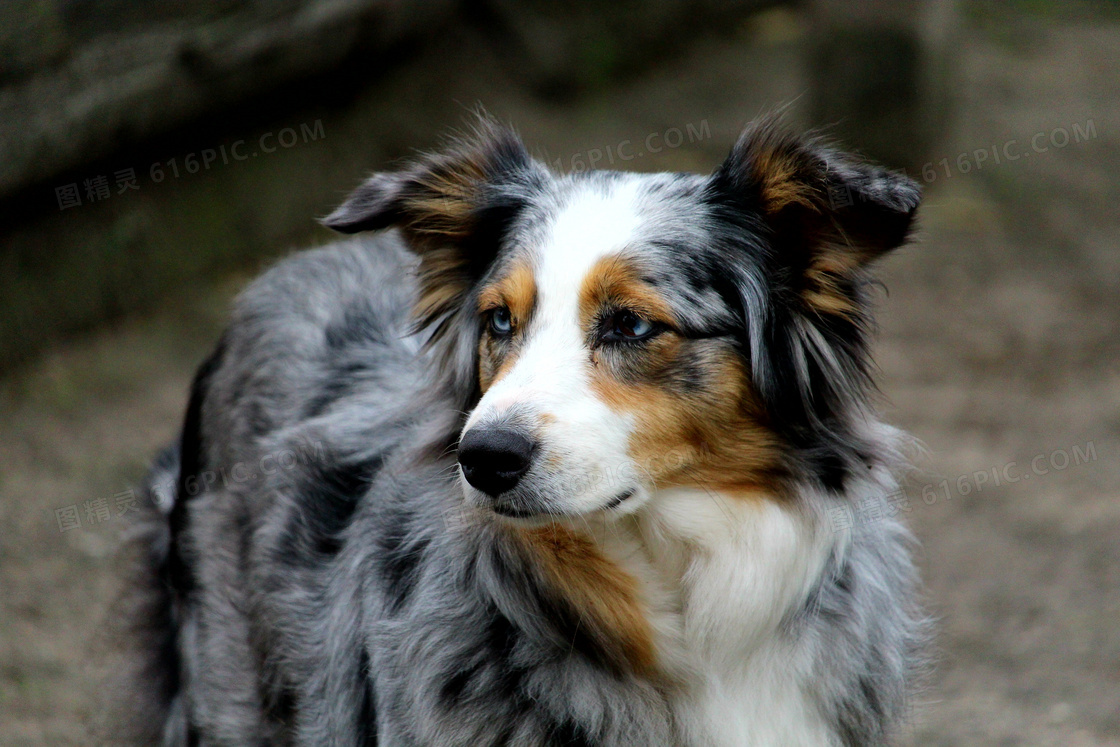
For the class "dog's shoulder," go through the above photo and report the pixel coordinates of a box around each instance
[236,232,417,332]
[198,233,424,459]
[223,231,420,374]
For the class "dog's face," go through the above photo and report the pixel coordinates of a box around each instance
[457,174,779,518]
[325,119,920,519]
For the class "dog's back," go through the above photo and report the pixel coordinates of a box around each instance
[122,235,429,744]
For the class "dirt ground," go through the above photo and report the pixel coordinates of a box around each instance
[1,6,1118,745]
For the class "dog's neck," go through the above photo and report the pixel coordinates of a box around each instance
[577,486,840,745]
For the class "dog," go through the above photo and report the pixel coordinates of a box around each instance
[120,116,927,746]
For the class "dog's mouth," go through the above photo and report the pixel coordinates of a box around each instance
[490,502,544,519]
[489,489,635,519]
[600,489,635,511]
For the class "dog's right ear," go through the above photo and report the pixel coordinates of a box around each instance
[322,120,546,407]
[322,121,546,330]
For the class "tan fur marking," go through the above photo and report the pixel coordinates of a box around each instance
[403,159,487,237]
[394,149,494,327]
[414,253,469,324]
[592,349,782,496]
[754,148,817,215]
[513,523,656,675]
[751,148,869,319]
[803,247,864,318]
[477,262,536,320]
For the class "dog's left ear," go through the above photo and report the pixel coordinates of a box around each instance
[708,123,922,486]
[322,120,545,330]
[710,122,920,318]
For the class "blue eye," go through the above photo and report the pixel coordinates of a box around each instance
[489,307,512,336]
[606,310,657,341]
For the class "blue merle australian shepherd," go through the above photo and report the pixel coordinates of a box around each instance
[121,116,928,746]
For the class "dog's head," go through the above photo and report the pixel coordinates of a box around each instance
[324,117,919,519]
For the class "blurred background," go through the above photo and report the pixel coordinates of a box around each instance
[1,0,1117,744]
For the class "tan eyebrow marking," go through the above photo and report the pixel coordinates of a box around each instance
[476,260,536,392]
[577,254,676,333]
[477,260,536,320]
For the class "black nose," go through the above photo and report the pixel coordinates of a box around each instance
[458,427,535,496]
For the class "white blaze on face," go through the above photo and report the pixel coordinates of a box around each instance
[464,178,649,513]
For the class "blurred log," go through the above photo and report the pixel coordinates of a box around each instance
[482,0,782,97]
[807,0,958,171]
[0,0,454,202]
[0,0,787,202]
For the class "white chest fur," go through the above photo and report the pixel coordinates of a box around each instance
[587,488,842,746]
